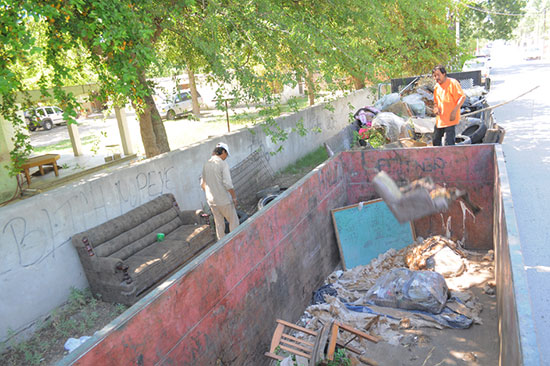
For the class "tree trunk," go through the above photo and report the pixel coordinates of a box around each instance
[352,75,365,90]
[138,72,170,155]
[305,70,315,106]
[187,68,201,118]
[134,103,161,158]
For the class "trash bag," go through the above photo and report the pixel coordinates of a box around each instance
[364,268,448,314]
[374,93,400,111]
[402,93,426,117]
[414,87,433,101]
[372,112,406,142]
[312,283,338,305]
[405,235,466,278]
[64,336,91,353]
[354,106,379,126]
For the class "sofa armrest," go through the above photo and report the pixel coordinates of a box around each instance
[92,256,124,274]
[93,257,134,284]
[178,209,205,225]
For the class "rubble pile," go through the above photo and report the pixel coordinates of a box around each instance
[294,236,493,354]
[352,73,494,149]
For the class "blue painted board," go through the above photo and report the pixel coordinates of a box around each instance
[331,199,414,269]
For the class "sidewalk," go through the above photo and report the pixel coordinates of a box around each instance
[19,150,139,196]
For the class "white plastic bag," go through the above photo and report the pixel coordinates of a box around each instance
[64,336,91,353]
[374,93,400,111]
[402,93,426,117]
[372,112,406,142]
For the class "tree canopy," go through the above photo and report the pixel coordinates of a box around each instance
[460,0,527,43]
[2,0,460,174]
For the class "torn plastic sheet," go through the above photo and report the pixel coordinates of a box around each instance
[344,297,473,329]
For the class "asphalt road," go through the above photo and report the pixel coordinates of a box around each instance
[488,44,550,363]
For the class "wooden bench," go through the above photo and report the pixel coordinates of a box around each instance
[21,154,60,185]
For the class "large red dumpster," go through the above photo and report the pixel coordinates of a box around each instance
[59,145,538,366]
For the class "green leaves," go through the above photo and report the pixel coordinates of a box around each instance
[2,0,460,166]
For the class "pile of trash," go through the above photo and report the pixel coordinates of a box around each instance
[352,75,492,148]
[296,235,493,348]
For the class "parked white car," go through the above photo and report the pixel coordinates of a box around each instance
[462,57,491,83]
[156,90,203,120]
[26,106,65,131]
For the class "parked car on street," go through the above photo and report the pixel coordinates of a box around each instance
[462,57,491,83]
[156,90,202,120]
[26,106,65,131]
[524,47,542,61]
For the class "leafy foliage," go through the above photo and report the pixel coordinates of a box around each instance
[460,0,527,43]
[1,0,459,175]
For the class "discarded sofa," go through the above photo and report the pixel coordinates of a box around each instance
[71,193,214,305]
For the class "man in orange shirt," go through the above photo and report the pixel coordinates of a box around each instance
[432,65,466,146]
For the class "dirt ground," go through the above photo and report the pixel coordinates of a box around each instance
[0,288,128,366]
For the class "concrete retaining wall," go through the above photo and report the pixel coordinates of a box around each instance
[0,89,374,343]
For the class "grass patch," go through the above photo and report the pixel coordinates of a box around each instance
[280,146,329,175]
[0,288,128,366]
[205,96,310,126]
[33,135,100,154]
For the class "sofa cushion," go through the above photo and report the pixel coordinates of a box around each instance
[105,215,182,260]
[125,239,194,294]
[93,204,182,259]
[85,194,181,253]
[168,224,213,253]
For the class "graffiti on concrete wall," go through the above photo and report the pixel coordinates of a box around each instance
[0,180,108,276]
[0,165,177,277]
[115,166,177,211]
[375,156,447,180]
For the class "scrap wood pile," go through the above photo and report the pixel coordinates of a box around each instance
[281,235,494,363]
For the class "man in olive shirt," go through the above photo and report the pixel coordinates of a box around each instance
[201,142,239,240]
[432,65,466,146]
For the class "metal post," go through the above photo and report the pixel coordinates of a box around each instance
[225,99,230,132]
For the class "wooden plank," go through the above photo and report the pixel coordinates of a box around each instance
[280,338,313,353]
[336,322,380,343]
[279,345,312,359]
[336,340,361,354]
[326,322,340,360]
[359,355,379,366]
[269,323,284,353]
[281,333,314,347]
[276,319,318,336]
[264,352,285,361]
